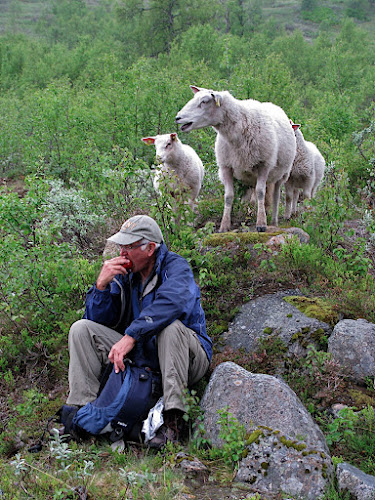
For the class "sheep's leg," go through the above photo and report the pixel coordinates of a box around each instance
[265,182,274,212]
[271,178,284,226]
[292,188,299,215]
[255,175,268,232]
[242,186,256,204]
[284,182,294,221]
[219,166,234,232]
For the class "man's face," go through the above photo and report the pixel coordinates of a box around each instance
[119,240,155,275]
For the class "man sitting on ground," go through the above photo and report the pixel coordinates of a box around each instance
[66,214,212,448]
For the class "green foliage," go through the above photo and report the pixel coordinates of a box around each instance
[16,389,49,417]
[332,237,373,277]
[321,405,375,475]
[302,5,338,23]
[0,175,100,372]
[210,407,247,468]
[301,163,354,252]
[345,0,371,20]
[182,389,211,451]
[182,392,248,469]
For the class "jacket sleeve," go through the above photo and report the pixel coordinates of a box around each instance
[83,278,123,330]
[125,255,197,342]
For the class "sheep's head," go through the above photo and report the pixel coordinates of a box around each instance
[142,133,179,164]
[175,86,223,132]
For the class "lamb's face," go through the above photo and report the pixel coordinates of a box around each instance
[154,134,178,164]
[176,89,221,132]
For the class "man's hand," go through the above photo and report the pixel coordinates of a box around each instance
[108,335,136,373]
[96,257,131,291]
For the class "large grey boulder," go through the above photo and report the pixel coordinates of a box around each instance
[328,319,375,383]
[200,362,333,499]
[222,290,332,356]
[336,462,375,500]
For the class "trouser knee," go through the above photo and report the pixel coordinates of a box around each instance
[68,319,91,347]
[158,321,187,351]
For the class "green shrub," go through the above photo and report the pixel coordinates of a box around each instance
[0,176,100,373]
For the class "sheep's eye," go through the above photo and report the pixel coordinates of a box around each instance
[199,97,211,108]
[166,142,171,148]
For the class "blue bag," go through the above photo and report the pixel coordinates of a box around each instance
[60,360,162,443]
[75,362,161,441]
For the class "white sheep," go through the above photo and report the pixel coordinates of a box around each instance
[284,123,326,219]
[175,86,296,232]
[142,133,204,207]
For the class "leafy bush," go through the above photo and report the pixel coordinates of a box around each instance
[0,176,100,373]
[321,405,375,475]
[301,163,354,253]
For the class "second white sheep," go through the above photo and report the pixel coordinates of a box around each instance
[284,123,326,219]
[142,133,204,207]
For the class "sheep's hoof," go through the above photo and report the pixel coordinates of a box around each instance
[256,226,266,233]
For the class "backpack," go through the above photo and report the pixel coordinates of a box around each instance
[60,360,162,443]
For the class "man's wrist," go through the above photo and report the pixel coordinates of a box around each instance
[96,279,109,291]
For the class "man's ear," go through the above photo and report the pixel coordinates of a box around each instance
[147,241,157,255]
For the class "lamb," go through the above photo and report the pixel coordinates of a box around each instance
[284,123,326,219]
[141,133,204,207]
[175,86,296,232]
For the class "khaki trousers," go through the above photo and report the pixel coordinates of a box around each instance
[67,319,209,412]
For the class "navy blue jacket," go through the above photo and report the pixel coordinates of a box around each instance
[84,243,212,366]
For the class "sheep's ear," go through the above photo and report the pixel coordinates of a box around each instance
[142,137,156,145]
[170,133,178,141]
[212,92,221,107]
[190,85,205,94]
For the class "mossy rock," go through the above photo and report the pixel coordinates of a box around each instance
[203,231,282,247]
[283,296,339,326]
[348,389,375,407]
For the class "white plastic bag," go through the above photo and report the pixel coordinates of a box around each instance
[142,397,164,443]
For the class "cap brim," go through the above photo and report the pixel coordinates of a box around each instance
[107,232,142,246]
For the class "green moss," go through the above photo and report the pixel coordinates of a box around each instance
[279,436,307,451]
[246,429,264,445]
[348,389,375,407]
[283,296,339,326]
[291,331,303,341]
[203,231,281,247]
[287,313,293,318]
[261,462,269,470]
[260,425,273,432]
[311,328,325,340]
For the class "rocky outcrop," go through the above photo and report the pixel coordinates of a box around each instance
[200,362,333,499]
[266,227,310,246]
[222,290,332,357]
[336,462,375,500]
[328,319,375,383]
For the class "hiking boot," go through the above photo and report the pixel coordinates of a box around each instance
[147,409,184,450]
